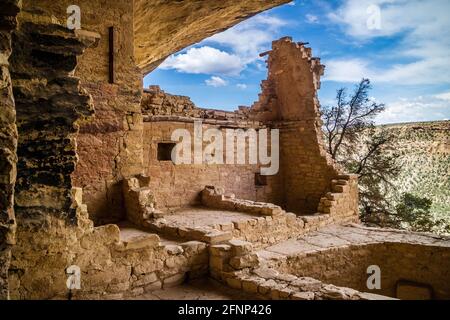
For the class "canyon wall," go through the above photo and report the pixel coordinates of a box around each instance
[8,7,96,299]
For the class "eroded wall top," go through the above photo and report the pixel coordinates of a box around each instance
[250,37,325,122]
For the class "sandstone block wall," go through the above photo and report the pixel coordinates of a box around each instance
[318,174,359,218]
[0,0,20,300]
[250,38,342,214]
[9,188,209,299]
[276,243,450,299]
[208,242,376,301]
[69,0,144,225]
[143,120,282,210]
[139,38,357,220]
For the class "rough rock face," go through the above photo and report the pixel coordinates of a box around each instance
[0,0,20,300]
[8,10,95,298]
[134,0,291,74]
[10,11,94,224]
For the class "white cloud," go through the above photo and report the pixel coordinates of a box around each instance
[205,14,288,66]
[205,76,228,87]
[324,57,450,85]
[323,58,371,82]
[287,1,296,6]
[376,95,450,124]
[326,0,450,85]
[434,91,450,101]
[159,14,288,77]
[306,14,319,24]
[237,84,248,90]
[160,46,244,76]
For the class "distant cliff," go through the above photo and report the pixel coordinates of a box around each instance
[381,121,450,224]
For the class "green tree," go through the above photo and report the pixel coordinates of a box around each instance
[322,79,400,225]
[391,193,449,233]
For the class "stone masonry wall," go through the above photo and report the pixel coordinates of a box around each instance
[10,187,209,299]
[209,226,450,300]
[0,0,20,300]
[142,85,251,120]
[20,0,143,225]
[139,38,357,219]
[278,242,450,299]
[250,38,342,214]
[208,240,378,300]
[69,0,143,225]
[276,243,450,299]
[143,120,283,211]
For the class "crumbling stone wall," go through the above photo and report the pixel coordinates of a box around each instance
[209,226,450,300]
[250,38,342,214]
[142,85,251,120]
[141,92,283,210]
[0,0,20,300]
[8,9,95,299]
[141,38,355,218]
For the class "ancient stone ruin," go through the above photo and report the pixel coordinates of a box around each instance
[0,0,449,300]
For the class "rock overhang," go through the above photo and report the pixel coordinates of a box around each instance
[133,0,292,74]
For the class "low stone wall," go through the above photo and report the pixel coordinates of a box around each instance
[199,186,359,248]
[317,174,359,217]
[142,120,280,211]
[275,242,450,299]
[201,186,284,217]
[9,189,209,300]
[71,230,209,300]
[208,240,387,300]
[208,225,450,300]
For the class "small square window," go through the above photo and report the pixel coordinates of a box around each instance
[157,142,176,161]
[255,173,267,186]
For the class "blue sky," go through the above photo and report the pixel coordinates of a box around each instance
[144,0,450,124]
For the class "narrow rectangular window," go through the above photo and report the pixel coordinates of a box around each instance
[157,143,176,161]
[108,26,114,84]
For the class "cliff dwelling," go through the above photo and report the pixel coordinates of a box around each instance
[0,0,449,302]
